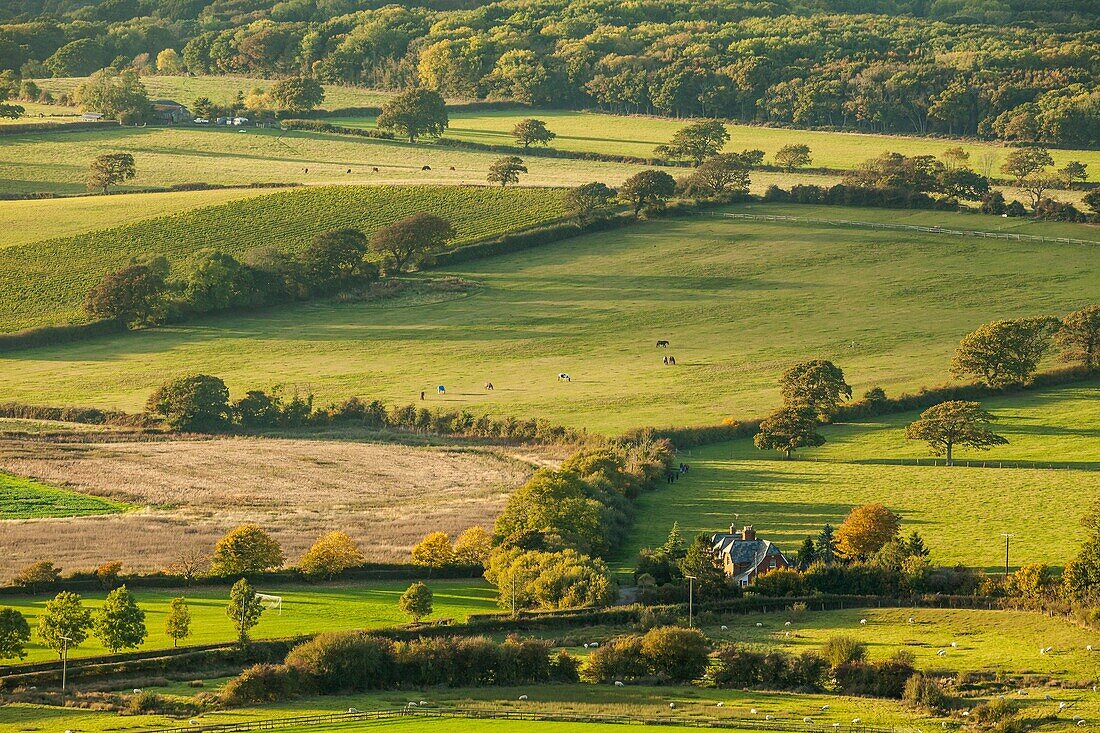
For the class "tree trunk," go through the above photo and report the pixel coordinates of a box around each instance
[946,441,953,467]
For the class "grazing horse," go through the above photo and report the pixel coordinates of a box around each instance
[372,167,380,172]
[437,385,446,395]
[656,340,670,347]
[422,165,432,171]
[662,356,669,365]
[558,373,571,382]
[668,356,676,365]
[485,382,494,391]
[346,168,352,174]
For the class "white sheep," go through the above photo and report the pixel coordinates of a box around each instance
[669,702,676,709]
[962,711,970,718]
[751,709,758,714]
[766,714,775,720]
[852,718,861,724]
[519,695,528,701]
[614,681,624,687]
[1060,702,1069,709]
[716,702,724,707]
[721,625,729,631]
[950,642,958,648]
[583,643,589,648]
[859,619,867,625]
[133,688,143,694]
[908,617,915,624]
[785,621,792,626]
[420,701,428,706]
[348,708,359,713]
[189,721,200,727]
[821,705,830,710]
[1087,645,1093,651]
[589,642,599,647]
[1076,721,1086,727]
[1044,646,1054,654]
[756,622,763,627]
[804,716,814,723]
[937,649,947,656]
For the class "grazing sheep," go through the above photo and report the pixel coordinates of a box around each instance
[669,702,676,709]
[756,622,763,627]
[937,649,947,656]
[951,642,958,648]
[962,711,970,717]
[908,617,915,624]
[717,702,724,707]
[590,642,599,647]
[721,625,729,631]
[785,621,792,626]
[420,701,428,706]
[804,716,814,722]
[133,689,142,694]
[852,718,861,724]
[766,714,775,720]
[859,619,867,625]
[1087,645,1093,651]
[348,708,359,713]
[614,681,624,687]
[1060,702,1069,709]
[821,705,830,710]
[519,695,528,701]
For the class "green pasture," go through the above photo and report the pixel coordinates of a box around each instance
[0,185,566,331]
[330,107,1100,182]
[0,472,129,519]
[31,75,397,112]
[0,187,274,249]
[0,100,82,124]
[0,578,497,664]
[620,383,1100,571]
[0,205,1095,430]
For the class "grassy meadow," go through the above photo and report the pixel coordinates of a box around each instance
[0,578,497,664]
[0,205,1095,430]
[0,185,566,331]
[0,472,129,519]
[330,107,1100,182]
[619,383,1100,571]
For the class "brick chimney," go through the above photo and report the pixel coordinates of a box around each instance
[742,525,756,541]
[729,522,738,534]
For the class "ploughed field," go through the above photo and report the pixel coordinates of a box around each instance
[619,384,1100,571]
[1,205,1096,432]
[0,435,532,580]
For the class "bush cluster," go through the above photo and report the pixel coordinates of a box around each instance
[581,626,709,683]
[280,119,394,138]
[707,643,827,691]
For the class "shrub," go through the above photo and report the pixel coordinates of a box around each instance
[904,673,951,713]
[581,635,648,682]
[145,374,231,431]
[640,626,709,682]
[753,568,807,596]
[822,635,866,668]
[285,631,396,692]
[221,663,304,704]
[95,561,123,589]
[708,643,826,691]
[398,582,433,622]
[833,659,916,698]
[550,650,581,682]
[13,561,60,593]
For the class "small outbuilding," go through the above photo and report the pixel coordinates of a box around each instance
[80,112,105,122]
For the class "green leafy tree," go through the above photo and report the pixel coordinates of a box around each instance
[411,531,456,572]
[511,118,556,148]
[75,69,151,121]
[38,591,93,658]
[94,586,146,653]
[1083,190,1100,215]
[211,524,285,575]
[1063,501,1100,600]
[655,120,730,166]
[0,608,31,660]
[796,537,817,567]
[950,317,1059,387]
[1060,161,1088,183]
[87,152,136,193]
[156,48,184,74]
[494,469,607,555]
[690,153,752,194]
[302,228,369,290]
[641,626,710,681]
[779,359,852,421]
[164,596,191,648]
[376,87,448,142]
[678,535,728,599]
[487,156,527,186]
[226,579,265,644]
[1000,148,1054,182]
[906,531,930,558]
[192,96,215,117]
[619,170,676,217]
[84,259,169,327]
[774,143,812,170]
[269,76,325,113]
[564,182,618,222]
[368,213,456,273]
[398,581,433,622]
[1054,305,1100,369]
[904,400,1009,466]
[146,374,231,431]
[754,406,825,458]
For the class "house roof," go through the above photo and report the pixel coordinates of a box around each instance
[151,99,186,108]
[711,531,788,580]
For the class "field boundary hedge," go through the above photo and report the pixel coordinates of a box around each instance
[0,121,111,136]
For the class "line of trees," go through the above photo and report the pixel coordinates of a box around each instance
[5,2,1098,146]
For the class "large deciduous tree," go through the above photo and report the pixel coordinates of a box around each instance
[269,76,325,113]
[411,531,456,572]
[303,228,369,290]
[1063,501,1100,600]
[779,359,852,421]
[299,531,365,579]
[87,152,136,193]
[564,182,617,222]
[0,609,31,661]
[689,153,752,195]
[904,400,1008,466]
[655,120,729,166]
[1054,305,1100,369]
[146,374,232,431]
[94,586,147,653]
[376,87,448,142]
[753,406,826,458]
[835,503,900,560]
[511,118,556,148]
[774,143,812,171]
[368,213,455,273]
[487,155,527,186]
[619,170,676,217]
[211,524,285,575]
[950,317,1058,387]
[84,258,169,327]
[38,591,93,658]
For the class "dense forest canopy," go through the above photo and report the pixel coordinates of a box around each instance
[3,0,1099,145]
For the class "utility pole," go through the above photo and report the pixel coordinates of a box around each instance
[685,575,696,628]
[60,636,72,692]
[1000,533,1015,576]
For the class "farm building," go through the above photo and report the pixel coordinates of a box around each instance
[80,112,104,122]
[711,525,792,587]
[152,99,190,123]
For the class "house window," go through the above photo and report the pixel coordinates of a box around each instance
[740,578,748,587]
[768,560,777,569]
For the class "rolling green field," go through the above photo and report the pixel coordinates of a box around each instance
[0,472,129,519]
[620,383,1100,571]
[31,75,399,111]
[330,107,1100,182]
[0,185,566,331]
[1,205,1095,430]
[0,579,497,664]
[0,187,276,249]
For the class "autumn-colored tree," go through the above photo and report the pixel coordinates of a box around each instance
[753,406,825,458]
[210,524,284,576]
[904,400,1008,465]
[453,526,493,566]
[950,317,1058,387]
[398,581,433,622]
[1006,564,1051,600]
[411,531,455,573]
[779,359,852,421]
[299,531,365,579]
[1054,305,1100,369]
[835,503,900,560]
[13,561,60,594]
